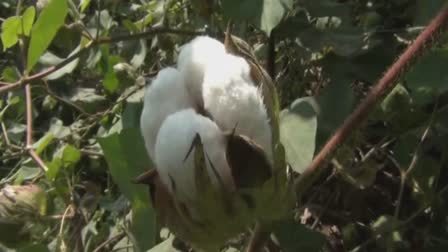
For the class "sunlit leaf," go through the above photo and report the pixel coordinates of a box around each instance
[1,16,21,50]
[21,6,36,36]
[145,236,175,252]
[280,97,318,173]
[27,0,68,72]
[79,0,93,13]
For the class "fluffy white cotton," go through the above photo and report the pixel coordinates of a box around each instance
[154,109,234,203]
[140,67,195,160]
[177,36,227,106]
[202,54,273,163]
[178,37,272,162]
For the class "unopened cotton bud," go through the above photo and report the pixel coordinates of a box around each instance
[154,108,234,203]
[140,67,195,160]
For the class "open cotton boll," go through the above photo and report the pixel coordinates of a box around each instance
[140,67,195,161]
[202,55,273,163]
[177,36,227,107]
[154,109,234,203]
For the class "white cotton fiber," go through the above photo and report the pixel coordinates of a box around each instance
[177,36,227,107]
[154,109,234,202]
[202,54,273,163]
[140,67,195,161]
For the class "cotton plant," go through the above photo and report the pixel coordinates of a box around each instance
[137,34,293,251]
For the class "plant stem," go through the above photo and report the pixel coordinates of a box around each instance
[0,27,204,94]
[295,6,448,198]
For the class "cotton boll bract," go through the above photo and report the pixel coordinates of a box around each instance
[154,109,235,204]
[140,67,195,161]
[177,36,227,108]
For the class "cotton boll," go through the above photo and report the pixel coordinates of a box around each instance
[140,67,195,161]
[177,36,227,107]
[202,54,273,163]
[202,53,253,87]
[154,109,234,203]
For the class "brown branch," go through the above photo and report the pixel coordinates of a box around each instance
[245,222,271,252]
[294,6,448,197]
[96,27,205,44]
[0,27,204,94]
[25,84,32,147]
[92,232,126,252]
[24,83,48,171]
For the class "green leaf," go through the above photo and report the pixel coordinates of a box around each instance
[146,236,175,252]
[302,0,352,22]
[27,0,68,72]
[280,97,318,173]
[21,6,36,36]
[222,0,293,35]
[47,144,81,180]
[14,166,43,184]
[1,16,21,50]
[103,69,119,92]
[18,243,50,252]
[41,45,81,80]
[100,45,120,92]
[405,48,448,105]
[1,66,20,82]
[315,82,355,148]
[69,88,107,111]
[415,0,447,25]
[59,144,81,168]
[79,0,93,13]
[272,219,326,252]
[32,133,54,155]
[130,39,147,68]
[98,128,156,250]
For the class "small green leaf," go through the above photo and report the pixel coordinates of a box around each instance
[79,0,93,13]
[146,236,175,252]
[21,6,36,36]
[103,69,119,92]
[32,133,55,155]
[130,39,147,68]
[222,0,293,35]
[47,144,81,180]
[280,97,318,173]
[1,66,20,82]
[272,219,326,252]
[99,128,156,250]
[100,45,120,92]
[1,16,21,50]
[43,45,81,80]
[27,0,68,72]
[405,48,448,105]
[59,144,81,168]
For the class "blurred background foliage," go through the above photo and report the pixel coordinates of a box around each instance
[0,0,448,251]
